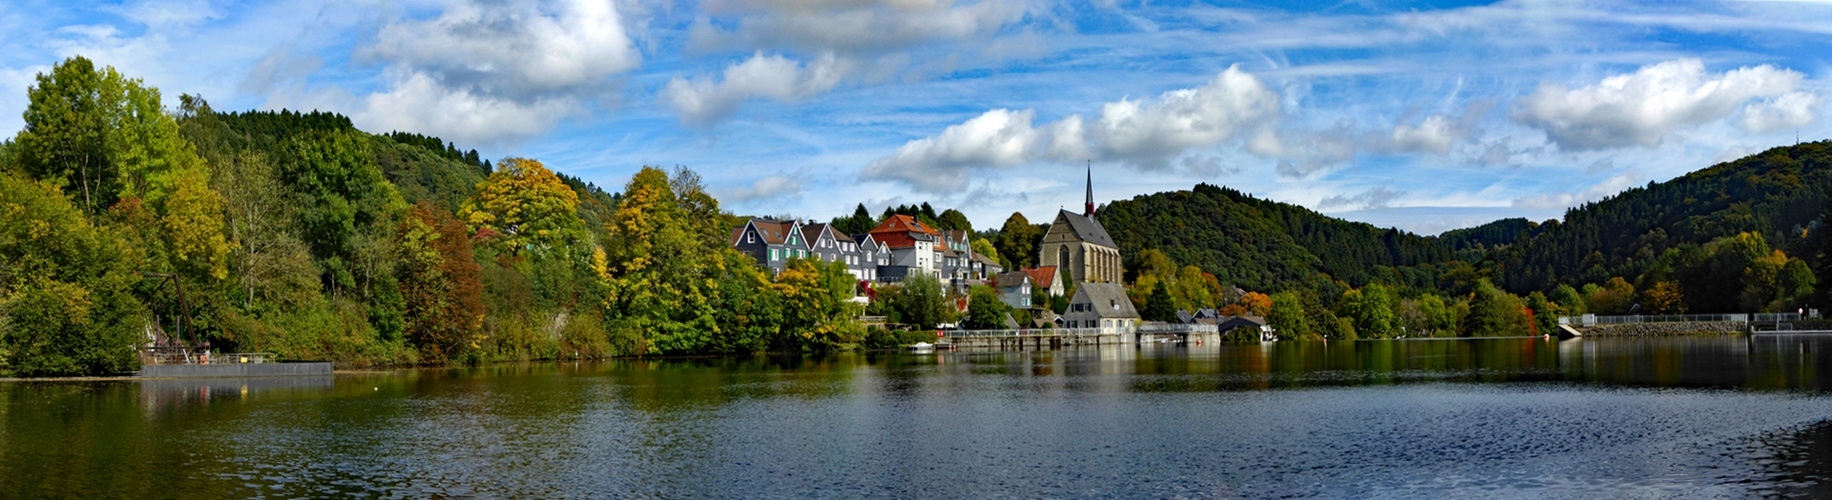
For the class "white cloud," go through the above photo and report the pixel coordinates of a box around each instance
[363,0,639,100]
[721,174,806,203]
[661,52,851,126]
[862,108,1045,191]
[1319,183,1406,210]
[0,66,46,134]
[1513,58,1810,151]
[351,71,579,146]
[1389,115,1454,154]
[300,0,647,145]
[240,46,320,95]
[687,0,1030,56]
[861,66,1287,192]
[1512,170,1647,210]
[1740,91,1819,133]
[1089,66,1283,167]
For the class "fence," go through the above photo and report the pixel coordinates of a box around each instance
[1558,314,1749,327]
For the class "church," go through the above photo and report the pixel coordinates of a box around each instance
[1038,165,1123,284]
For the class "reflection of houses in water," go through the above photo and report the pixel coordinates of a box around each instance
[137,376,334,413]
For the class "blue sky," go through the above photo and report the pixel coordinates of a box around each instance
[3,0,1830,234]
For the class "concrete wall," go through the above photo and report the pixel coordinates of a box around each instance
[1576,321,1745,337]
[140,362,333,378]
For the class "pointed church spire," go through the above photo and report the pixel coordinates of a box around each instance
[1084,160,1095,218]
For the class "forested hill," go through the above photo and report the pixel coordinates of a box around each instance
[1480,141,1831,301]
[1101,141,1831,316]
[1099,183,1453,297]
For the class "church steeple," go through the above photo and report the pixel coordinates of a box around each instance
[1084,161,1094,218]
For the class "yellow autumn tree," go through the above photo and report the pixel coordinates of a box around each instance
[161,167,230,280]
[458,157,586,259]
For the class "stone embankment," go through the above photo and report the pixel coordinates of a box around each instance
[1576,321,1745,337]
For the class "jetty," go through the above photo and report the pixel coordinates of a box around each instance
[937,324,1220,350]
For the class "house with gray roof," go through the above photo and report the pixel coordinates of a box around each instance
[730,218,812,274]
[1062,282,1138,334]
[993,271,1033,309]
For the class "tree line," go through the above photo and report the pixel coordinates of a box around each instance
[0,57,874,376]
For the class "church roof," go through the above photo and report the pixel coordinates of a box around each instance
[1056,210,1117,248]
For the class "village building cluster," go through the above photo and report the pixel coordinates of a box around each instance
[727,166,1175,336]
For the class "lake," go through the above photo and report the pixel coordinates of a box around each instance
[9,335,1832,498]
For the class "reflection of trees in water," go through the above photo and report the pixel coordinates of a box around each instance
[1745,421,1832,497]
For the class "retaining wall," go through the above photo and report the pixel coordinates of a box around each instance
[1576,321,1745,337]
[139,362,333,378]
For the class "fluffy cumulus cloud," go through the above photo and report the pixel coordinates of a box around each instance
[1512,170,1647,210]
[1088,67,1283,166]
[661,52,851,126]
[862,108,1046,191]
[363,0,638,99]
[1513,58,1814,151]
[352,71,578,147]
[863,66,1283,191]
[1742,91,1820,133]
[1389,115,1455,154]
[336,0,640,144]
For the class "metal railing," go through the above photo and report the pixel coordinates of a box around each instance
[1137,323,1220,334]
[142,348,274,365]
[943,327,1107,338]
[1558,314,1748,326]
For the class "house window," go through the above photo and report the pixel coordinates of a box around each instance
[770,249,779,261]
[746,232,755,244]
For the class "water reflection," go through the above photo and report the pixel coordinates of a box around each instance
[11,336,1832,497]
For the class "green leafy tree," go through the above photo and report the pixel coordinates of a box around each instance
[1141,281,1177,322]
[970,238,1000,264]
[893,272,949,329]
[1339,283,1396,338]
[1267,291,1309,340]
[771,258,861,351]
[1464,279,1531,337]
[14,57,115,214]
[936,209,972,232]
[1549,284,1586,316]
[832,203,876,235]
[1526,291,1561,336]
[1173,265,1215,311]
[601,166,719,354]
[281,129,404,295]
[0,173,144,376]
[966,285,1013,329]
[996,213,1040,270]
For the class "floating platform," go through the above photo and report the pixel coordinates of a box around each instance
[139,362,333,378]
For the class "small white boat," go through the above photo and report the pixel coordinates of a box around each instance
[907,342,935,352]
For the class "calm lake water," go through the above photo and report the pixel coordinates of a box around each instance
[10,335,1832,498]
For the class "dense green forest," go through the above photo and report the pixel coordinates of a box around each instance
[0,57,885,376]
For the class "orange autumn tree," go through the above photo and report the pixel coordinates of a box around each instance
[397,202,485,362]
